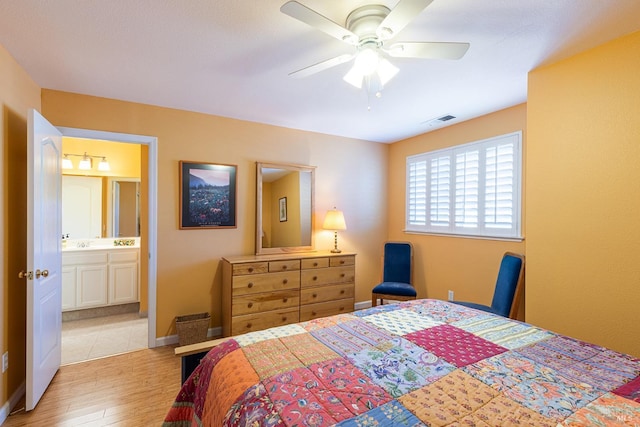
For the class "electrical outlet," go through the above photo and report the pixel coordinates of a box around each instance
[448,290,454,301]
[2,352,7,373]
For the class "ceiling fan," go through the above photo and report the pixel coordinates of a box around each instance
[280,0,470,95]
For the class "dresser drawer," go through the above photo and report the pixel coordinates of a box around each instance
[300,298,354,321]
[330,255,355,267]
[269,260,300,272]
[300,283,354,305]
[233,262,269,275]
[232,290,299,315]
[231,307,299,335]
[301,257,329,269]
[300,265,354,288]
[232,270,300,295]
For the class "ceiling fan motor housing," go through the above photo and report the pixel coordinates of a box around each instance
[346,5,391,44]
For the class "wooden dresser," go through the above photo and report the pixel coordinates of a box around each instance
[221,252,355,337]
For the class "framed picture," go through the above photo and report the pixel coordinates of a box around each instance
[179,161,237,229]
[279,197,287,222]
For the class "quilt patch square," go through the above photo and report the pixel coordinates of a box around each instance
[453,316,552,349]
[264,367,343,426]
[362,309,442,336]
[559,392,640,426]
[311,325,377,357]
[337,319,395,347]
[398,370,498,425]
[223,383,285,426]
[309,358,392,415]
[614,375,640,403]
[466,394,557,427]
[242,338,304,379]
[406,324,507,367]
[302,313,357,332]
[336,400,426,426]
[235,324,307,347]
[349,337,454,398]
[519,336,639,391]
[409,299,478,323]
[280,333,339,366]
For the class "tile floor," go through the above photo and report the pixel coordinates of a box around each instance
[61,313,148,365]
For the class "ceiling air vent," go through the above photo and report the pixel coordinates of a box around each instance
[422,114,457,128]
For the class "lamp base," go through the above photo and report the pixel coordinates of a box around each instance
[330,248,342,253]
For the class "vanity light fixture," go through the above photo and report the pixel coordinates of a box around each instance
[322,207,347,253]
[62,152,111,172]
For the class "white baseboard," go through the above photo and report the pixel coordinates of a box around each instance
[355,300,372,311]
[155,326,222,348]
[0,381,26,425]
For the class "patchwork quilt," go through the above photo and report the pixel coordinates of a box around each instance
[164,299,640,426]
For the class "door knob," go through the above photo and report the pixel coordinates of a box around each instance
[35,269,49,279]
[19,270,33,280]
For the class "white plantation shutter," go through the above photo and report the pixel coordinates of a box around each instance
[406,131,521,239]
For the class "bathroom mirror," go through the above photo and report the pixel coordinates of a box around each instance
[256,162,315,255]
[62,175,140,239]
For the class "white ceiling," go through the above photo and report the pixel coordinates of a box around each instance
[1,1,639,143]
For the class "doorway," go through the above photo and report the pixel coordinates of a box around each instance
[60,138,149,364]
[57,126,158,352]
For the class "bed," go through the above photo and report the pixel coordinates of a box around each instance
[164,299,640,426]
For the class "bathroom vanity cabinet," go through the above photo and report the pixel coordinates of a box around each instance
[62,247,139,311]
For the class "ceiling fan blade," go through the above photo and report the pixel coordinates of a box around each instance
[289,53,355,78]
[281,1,358,45]
[385,42,470,60]
[377,0,434,40]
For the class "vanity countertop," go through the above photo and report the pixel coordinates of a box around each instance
[62,238,140,252]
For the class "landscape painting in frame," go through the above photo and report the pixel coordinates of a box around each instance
[179,161,237,229]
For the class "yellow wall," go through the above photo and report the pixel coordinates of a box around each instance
[387,105,527,318]
[0,44,41,407]
[526,31,640,357]
[41,89,389,339]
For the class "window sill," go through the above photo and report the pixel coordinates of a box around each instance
[403,230,524,242]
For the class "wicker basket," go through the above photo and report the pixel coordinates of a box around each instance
[175,312,210,346]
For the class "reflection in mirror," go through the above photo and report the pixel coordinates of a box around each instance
[256,162,315,255]
[61,175,141,239]
[112,181,140,237]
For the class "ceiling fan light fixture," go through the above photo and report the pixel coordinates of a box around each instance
[343,65,364,88]
[377,57,399,86]
[354,47,380,76]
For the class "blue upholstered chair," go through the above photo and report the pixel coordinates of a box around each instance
[371,242,417,307]
[453,252,525,319]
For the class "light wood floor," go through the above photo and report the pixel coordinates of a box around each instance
[4,346,181,426]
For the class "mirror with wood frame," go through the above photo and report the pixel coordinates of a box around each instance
[256,162,315,255]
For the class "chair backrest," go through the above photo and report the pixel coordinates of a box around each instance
[382,242,413,284]
[490,252,525,318]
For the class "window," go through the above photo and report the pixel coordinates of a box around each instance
[406,131,522,239]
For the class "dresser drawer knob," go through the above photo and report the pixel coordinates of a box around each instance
[339,306,345,311]
[283,279,288,284]
[247,323,252,329]
[282,316,287,322]
[248,267,254,273]
[248,282,254,288]
[340,260,345,265]
[312,293,317,298]
[340,273,345,278]
[248,302,253,308]
[340,290,345,294]
[282,265,288,270]
[283,298,288,303]
[313,276,317,281]
[312,311,317,316]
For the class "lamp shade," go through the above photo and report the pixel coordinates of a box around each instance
[323,208,347,231]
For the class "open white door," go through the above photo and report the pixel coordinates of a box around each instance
[25,109,63,410]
